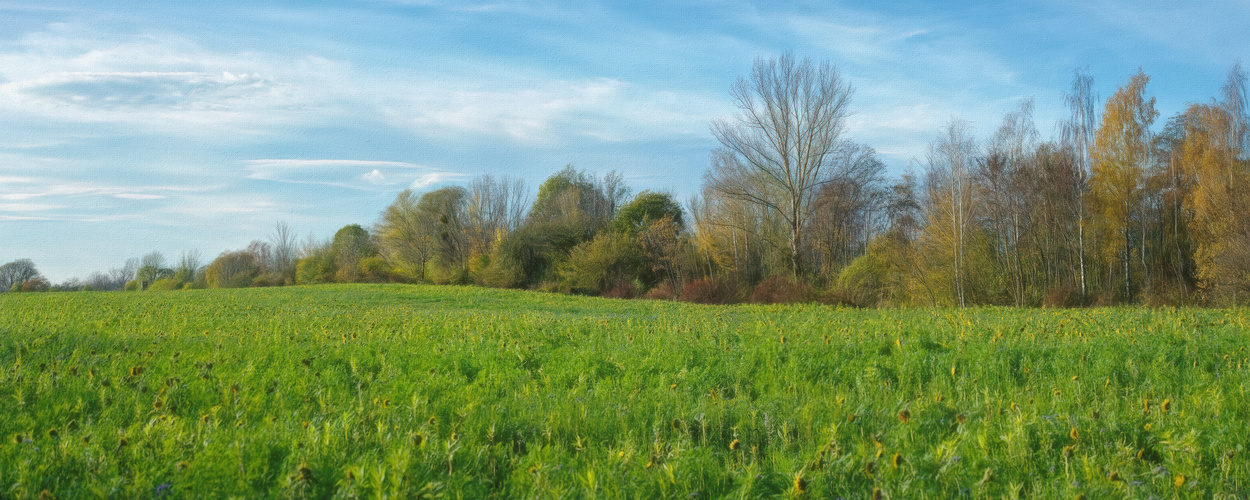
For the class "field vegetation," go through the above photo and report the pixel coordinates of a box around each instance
[2,285,1248,497]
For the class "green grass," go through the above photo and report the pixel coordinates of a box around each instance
[1,284,1248,498]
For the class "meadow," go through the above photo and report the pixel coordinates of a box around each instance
[1,284,1247,498]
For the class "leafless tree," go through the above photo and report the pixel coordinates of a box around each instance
[0,259,41,291]
[707,53,854,276]
[467,175,529,256]
[1062,69,1097,298]
[269,221,298,283]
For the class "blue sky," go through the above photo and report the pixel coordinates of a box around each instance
[2,0,1247,281]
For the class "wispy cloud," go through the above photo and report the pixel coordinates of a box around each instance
[244,158,466,190]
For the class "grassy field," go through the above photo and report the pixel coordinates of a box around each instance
[1,284,1248,498]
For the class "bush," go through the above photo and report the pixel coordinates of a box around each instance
[644,281,677,300]
[124,280,141,291]
[1043,286,1084,308]
[147,278,183,291]
[18,277,50,292]
[749,276,812,304]
[558,233,644,295]
[679,277,740,304]
[817,287,863,307]
[602,280,637,299]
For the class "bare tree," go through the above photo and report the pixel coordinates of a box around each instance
[0,259,41,291]
[707,53,854,276]
[1062,69,1098,298]
[109,258,139,289]
[269,221,298,283]
[176,249,203,283]
[925,120,978,307]
[467,175,529,256]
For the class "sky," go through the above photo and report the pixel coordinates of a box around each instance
[1,0,1247,282]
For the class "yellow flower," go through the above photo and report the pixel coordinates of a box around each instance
[1174,474,1187,487]
[729,438,739,451]
[1069,428,1079,441]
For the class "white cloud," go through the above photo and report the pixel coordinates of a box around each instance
[360,169,388,184]
[244,158,464,190]
[411,171,468,188]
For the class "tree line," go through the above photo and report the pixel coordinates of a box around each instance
[6,55,1249,306]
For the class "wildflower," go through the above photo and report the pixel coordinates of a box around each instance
[130,366,144,377]
[863,461,876,477]
[1108,471,1121,482]
[427,416,437,426]
[891,453,903,469]
[729,438,739,451]
[1069,428,1079,441]
[847,413,856,423]
[955,414,966,424]
[871,487,883,500]
[897,410,910,423]
[792,473,806,495]
[1161,399,1172,413]
[1144,423,1152,431]
[177,461,190,470]
[1174,474,1186,487]
[1136,448,1145,460]
[1143,398,1151,414]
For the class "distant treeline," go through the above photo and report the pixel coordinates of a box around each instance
[6,56,1250,307]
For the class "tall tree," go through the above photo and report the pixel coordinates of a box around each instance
[1062,69,1098,298]
[1184,63,1250,301]
[269,222,298,284]
[1089,70,1157,301]
[706,53,854,276]
[923,120,978,307]
[376,189,435,281]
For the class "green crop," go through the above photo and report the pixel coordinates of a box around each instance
[1,285,1247,498]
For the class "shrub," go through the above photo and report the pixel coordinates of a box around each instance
[558,233,644,295]
[749,276,812,304]
[18,277,50,292]
[817,287,863,307]
[147,278,183,291]
[644,281,677,300]
[602,280,637,299]
[1043,286,1084,308]
[679,277,740,304]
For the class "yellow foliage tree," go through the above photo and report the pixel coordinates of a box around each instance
[1183,64,1250,301]
[1089,70,1157,301]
